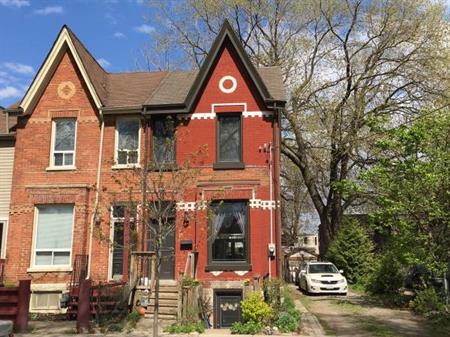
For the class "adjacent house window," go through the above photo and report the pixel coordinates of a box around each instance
[34,205,74,266]
[215,114,243,169]
[51,119,76,167]
[116,119,140,166]
[110,205,136,280]
[207,201,249,270]
[152,115,175,167]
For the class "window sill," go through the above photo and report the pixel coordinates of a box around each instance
[112,164,141,170]
[213,162,245,170]
[205,263,252,272]
[149,164,178,172]
[27,266,73,273]
[46,166,77,171]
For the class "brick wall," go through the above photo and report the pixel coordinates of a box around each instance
[5,41,280,287]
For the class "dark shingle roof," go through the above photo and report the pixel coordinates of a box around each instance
[67,24,286,109]
[11,24,286,113]
[106,72,168,108]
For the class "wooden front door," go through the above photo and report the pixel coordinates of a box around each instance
[147,218,175,280]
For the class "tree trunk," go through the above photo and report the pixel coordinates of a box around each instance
[153,253,160,337]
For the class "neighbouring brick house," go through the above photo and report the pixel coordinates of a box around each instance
[3,21,285,325]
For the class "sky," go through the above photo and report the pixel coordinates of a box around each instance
[0,0,163,108]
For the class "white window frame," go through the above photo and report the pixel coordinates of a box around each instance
[48,118,77,170]
[108,205,125,281]
[113,118,141,169]
[28,205,75,272]
[0,220,8,259]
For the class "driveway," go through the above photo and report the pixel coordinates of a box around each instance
[292,286,449,337]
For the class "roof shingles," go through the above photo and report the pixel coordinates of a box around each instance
[9,25,285,112]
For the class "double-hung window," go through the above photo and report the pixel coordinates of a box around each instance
[51,119,76,167]
[214,114,243,169]
[152,115,175,168]
[207,200,249,270]
[116,119,140,166]
[34,205,74,267]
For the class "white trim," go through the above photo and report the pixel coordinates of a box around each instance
[31,283,68,291]
[27,266,73,273]
[114,118,141,167]
[212,102,247,113]
[108,205,126,281]
[177,110,273,121]
[48,118,77,169]
[218,76,237,94]
[0,219,8,259]
[20,28,102,113]
[30,205,75,270]
[111,164,141,170]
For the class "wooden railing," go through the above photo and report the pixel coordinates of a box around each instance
[130,251,156,289]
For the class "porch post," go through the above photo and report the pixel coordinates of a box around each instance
[15,279,31,332]
[77,279,92,333]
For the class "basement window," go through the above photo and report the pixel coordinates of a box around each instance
[214,290,242,328]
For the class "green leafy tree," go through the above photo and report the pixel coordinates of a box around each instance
[325,219,375,284]
[363,111,450,291]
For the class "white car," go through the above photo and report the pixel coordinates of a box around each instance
[298,262,347,295]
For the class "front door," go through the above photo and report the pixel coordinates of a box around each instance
[147,218,175,280]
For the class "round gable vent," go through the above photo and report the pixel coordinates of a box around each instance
[219,75,237,94]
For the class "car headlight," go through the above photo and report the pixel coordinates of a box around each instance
[310,279,321,283]
[337,279,346,284]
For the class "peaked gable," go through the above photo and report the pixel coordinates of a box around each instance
[20,26,104,115]
[183,20,277,111]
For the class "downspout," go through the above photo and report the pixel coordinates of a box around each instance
[86,110,105,279]
[273,105,282,278]
[268,141,273,279]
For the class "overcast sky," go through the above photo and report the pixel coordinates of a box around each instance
[0,0,161,108]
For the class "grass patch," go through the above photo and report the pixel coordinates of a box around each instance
[360,319,401,337]
[333,299,362,314]
[297,292,313,309]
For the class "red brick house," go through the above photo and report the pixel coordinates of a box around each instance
[3,21,285,324]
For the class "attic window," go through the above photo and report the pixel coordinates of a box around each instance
[213,114,244,170]
[50,119,76,168]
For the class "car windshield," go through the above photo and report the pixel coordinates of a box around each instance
[308,264,339,274]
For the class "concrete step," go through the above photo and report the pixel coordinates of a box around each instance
[146,306,178,315]
[148,299,178,307]
[158,286,178,293]
[144,312,177,320]
[150,292,178,300]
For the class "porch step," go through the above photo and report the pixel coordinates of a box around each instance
[150,292,178,300]
[158,286,178,293]
[148,298,178,307]
[146,306,178,315]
